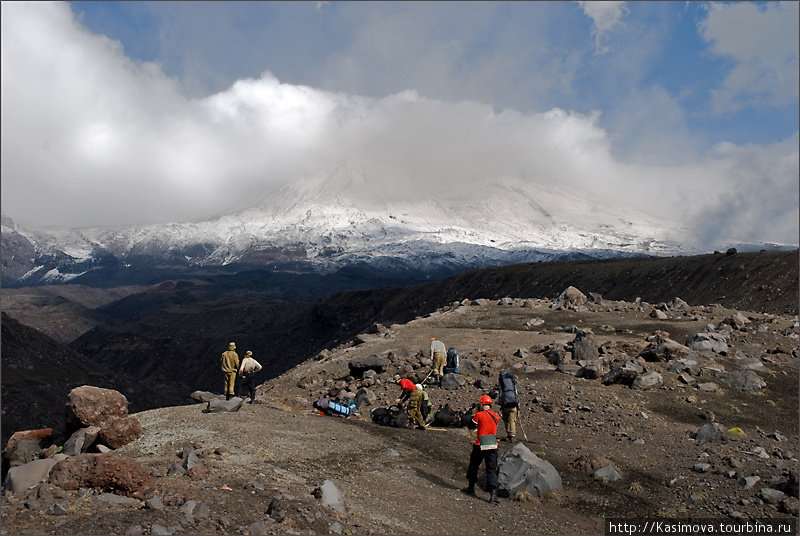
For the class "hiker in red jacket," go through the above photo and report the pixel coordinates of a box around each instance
[394,377,417,405]
[461,395,501,503]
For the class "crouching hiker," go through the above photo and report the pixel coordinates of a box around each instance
[461,395,500,503]
[407,385,427,430]
[238,351,262,404]
[394,377,417,405]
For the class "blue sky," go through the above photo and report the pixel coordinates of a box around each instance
[1,1,798,246]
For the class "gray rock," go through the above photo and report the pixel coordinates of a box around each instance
[715,370,766,393]
[696,382,719,392]
[62,426,101,456]
[246,521,270,535]
[348,355,390,376]
[760,488,785,504]
[739,475,760,489]
[696,422,724,443]
[457,358,480,374]
[592,465,622,481]
[685,332,728,354]
[571,330,599,361]
[554,286,587,309]
[97,493,143,506]
[315,479,345,513]
[46,503,68,515]
[693,463,711,473]
[736,358,765,371]
[497,443,562,498]
[631,371,663,391]
[354,387,377,408]
[190,391,219,403]
[602,360,644,386]
[150,524,175,536]
[440,374,467,390]
[3,458,59,493]
[145,496,165,510]
[204,397,244,413]
[650,309,668,319]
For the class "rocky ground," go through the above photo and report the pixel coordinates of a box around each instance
[2,290,798,535]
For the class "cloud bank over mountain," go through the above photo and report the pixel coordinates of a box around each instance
[1,2,797,246]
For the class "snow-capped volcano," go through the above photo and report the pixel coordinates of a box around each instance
[2,161,700,287]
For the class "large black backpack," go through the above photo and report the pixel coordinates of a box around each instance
[433,404,457,427]
[498,370,518,408]
[370,406,408,428]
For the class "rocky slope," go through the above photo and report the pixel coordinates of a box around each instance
[1,289,798,535]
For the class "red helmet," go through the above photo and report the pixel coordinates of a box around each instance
[479,395,493,405]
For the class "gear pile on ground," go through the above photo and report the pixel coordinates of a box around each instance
[2,290,798,535]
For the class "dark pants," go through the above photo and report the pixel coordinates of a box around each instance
[240,375,257,401]
[466,444,498,490]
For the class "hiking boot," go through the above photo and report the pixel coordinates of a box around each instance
[460,486,475,496]
[509,435,516,442]
[226,394,231,401]
[489,490,500,504]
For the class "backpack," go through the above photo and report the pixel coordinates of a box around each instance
[314,398,356,417]
[420,390,433,420]
[432,404,457,427]
[498,370,518,408]
[444,347,460,373]
[370,406,408,428]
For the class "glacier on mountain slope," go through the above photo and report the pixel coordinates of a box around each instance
[3,164,704,283]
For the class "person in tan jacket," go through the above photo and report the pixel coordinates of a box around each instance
[220,342,240,400]
[238,350,262,404]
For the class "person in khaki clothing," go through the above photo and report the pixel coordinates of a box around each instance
[406,386,426,429]
[220,342,240,400]
[429,337,447,386]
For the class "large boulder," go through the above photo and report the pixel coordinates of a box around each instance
[602,360,645,386]
[554,286,587,310]
[98,416,144,449]
[457,358,480,374]
[65,386,129,429]
[631,371,663,391]
[48,453,155,499]
[497,443,562,498]
[639,335,691,362]
[348,355,390,377]
[715,370,766,394]
[3,458,61,493]
[440,374,466,390]
[62,426,101,456]
[354,388,377,408]
[571,330,599,361]
[204,397,244,413]
[2,428,52,456]
[686,333,728,355]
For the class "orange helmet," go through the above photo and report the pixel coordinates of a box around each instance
[479,395,493,405]
[430,337,436,341]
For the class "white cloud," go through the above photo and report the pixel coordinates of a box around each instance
[698,1,799,113]
[1,1,797,246]
[575,1,629,54]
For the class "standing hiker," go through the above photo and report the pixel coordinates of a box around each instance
[496,369,519,442]
[220,342,240,401]
[461,395,500,503]
[238,350,262,404]
[429,337,447,386]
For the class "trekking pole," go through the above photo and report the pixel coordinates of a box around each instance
[516,413,529,442]
[421,368,434,385]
